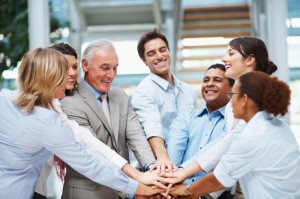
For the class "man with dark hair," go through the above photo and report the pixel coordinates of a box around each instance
[167,64,234,199]
[132,29,197,173]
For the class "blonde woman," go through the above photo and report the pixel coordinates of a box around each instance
[0,48,164,199]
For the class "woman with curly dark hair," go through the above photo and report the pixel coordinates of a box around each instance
[168,71,300,198]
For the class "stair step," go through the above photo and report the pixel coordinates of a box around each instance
[181,44,228,49]
[179,55,222,61]
[185,4,249,13]
[177,67,207,73]
[182,32,252,39]
[183,21,252,30]
[184,12,250,21]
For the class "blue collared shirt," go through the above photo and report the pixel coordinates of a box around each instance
[131,73,197,140]
[214,111,300,198]
[83,80,107,107]
[0,90,138,199]
[166,106,227,183]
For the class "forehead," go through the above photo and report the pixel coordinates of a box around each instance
[93,48,118,60]
[204,68,225,78]
[144,38,167,52]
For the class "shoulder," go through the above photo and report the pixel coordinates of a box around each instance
[110,87,128,99]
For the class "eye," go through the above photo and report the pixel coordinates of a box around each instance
[72,65,78,70]
[147,51,155,57]
[160,47,167,53]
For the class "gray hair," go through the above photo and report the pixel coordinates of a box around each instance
[82,39,116,64]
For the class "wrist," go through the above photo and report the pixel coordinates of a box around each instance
[185,184,193,196]
[143,161,155,171]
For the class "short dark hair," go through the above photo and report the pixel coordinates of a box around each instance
[49,43,77,59]
[137,28,169,61]
[207,63,235,87]
[229,37,277,75]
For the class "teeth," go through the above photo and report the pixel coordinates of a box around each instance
[206,91,216,94]
[156,61,165,66]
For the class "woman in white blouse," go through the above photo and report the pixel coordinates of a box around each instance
[167,71,300,198]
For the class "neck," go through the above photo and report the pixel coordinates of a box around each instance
[158,72,173,87]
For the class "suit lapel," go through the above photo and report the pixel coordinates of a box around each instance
[108,89,120,148]
[77,83,114,137]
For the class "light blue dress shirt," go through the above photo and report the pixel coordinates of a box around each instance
[166,106,227,183]
[0,90,138,199]
[131,73,197,140]
[214,111,300,198]
[83,80,106,107]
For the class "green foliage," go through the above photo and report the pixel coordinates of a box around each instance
[0,0,28,78]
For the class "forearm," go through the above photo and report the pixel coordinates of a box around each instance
[121,163,141,181]
[189,173,225,197]
[63,118,128,168]
[182,162,203,179]
[149,137,169,159]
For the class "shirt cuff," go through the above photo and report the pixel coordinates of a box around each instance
[213,166,236,188]
[143,161,155,171]
[123,177,139,195]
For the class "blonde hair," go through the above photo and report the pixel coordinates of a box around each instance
[15,48,68,113]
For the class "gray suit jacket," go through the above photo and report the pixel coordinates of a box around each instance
[60,82,155,199]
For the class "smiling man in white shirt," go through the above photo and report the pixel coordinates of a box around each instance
[131,29,197,173]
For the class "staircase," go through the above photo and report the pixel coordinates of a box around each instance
[176,3,253,106]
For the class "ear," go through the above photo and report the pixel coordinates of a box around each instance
[240,94,248,107]
[82,59,88,72]
[245,54,256,66]
[142,59,147,66]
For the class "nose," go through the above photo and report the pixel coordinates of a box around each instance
[205,79,215,87]
[69,68,75,76]
[156,51,163,60]
[221,54,228,63]
[106,68,116,79]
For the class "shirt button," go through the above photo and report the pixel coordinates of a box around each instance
[200,147,202,149]
[192,179,195,182]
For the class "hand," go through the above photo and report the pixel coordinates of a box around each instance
[149,193,178,199]
[137,170,176,189]
[135,195,150,199]
[151,157,177,175]
[160,168,186,185]
[169,184,189,196]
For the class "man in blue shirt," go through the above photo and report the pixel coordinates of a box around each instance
[132,29,197,173]
[166,63,234,199]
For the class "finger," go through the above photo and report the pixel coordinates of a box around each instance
[167,162,173,174]
[153,181,168,190]
[160,164,166,175]
[165,183,173,196]
[149,164,157,172]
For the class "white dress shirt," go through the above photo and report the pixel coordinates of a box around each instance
[214,111,300,198]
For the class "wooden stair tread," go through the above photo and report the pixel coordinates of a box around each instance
[184,12,250,21]
[183,21,251,30]
[179,55,222,61]
[177,67,207,73]
[181,44,228,49]
[185,4,249,12]
[182,32,252,38]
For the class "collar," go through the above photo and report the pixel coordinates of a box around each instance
[83,80,107,99]
[198,105,226,118]
[149,72,182,91]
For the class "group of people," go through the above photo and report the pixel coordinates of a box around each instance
[0,28,299,199]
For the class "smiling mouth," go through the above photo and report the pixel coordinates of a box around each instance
[205,90,217,94]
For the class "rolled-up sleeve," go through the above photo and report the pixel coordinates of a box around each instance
[131,84,164,139]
